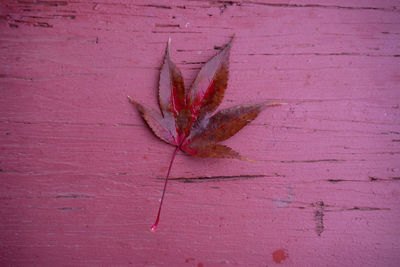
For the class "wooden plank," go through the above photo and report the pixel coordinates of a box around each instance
[1,0,399,266]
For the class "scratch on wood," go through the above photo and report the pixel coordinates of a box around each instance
[314,201,325,236]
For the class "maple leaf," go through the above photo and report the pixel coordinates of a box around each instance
[128,37,285,231]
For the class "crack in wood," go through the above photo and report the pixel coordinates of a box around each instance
[168,174,280,183]
[281,159,344,163]
[58,207,84,210]
[380,131,400,135]
[370,176,381,182]
[0,74,33,80]
[326,177,400,183]
[325,206,391,212]
[243,1,399,13]
[245,52,400,57]
[151,31,202,34]
[347,206,388,211]
[2,120,139,128]
[370,176,400,182]
[137,4,171,9]
[155,24,180,28]
[181,61,207,65]
[21,15,75,20]
[33,21,53,28]
[327,179,345,183]
[17,0,68,6]
[56,194,94,199]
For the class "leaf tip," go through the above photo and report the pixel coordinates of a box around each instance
[167,37,172,55]
[127,96,136,105]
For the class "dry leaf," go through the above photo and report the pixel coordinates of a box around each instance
[128,37,285,231]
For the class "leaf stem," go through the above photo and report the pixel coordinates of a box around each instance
[151,146,179,232]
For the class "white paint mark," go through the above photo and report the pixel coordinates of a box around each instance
[273,186,294,207]
[185,22,190,28]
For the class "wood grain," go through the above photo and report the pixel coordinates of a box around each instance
[1,0,399,266]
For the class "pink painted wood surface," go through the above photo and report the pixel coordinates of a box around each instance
[1,0,400,266]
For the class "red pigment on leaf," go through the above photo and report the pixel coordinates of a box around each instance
[272,249,289,264]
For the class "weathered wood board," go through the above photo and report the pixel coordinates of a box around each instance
[1,0,399,266]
